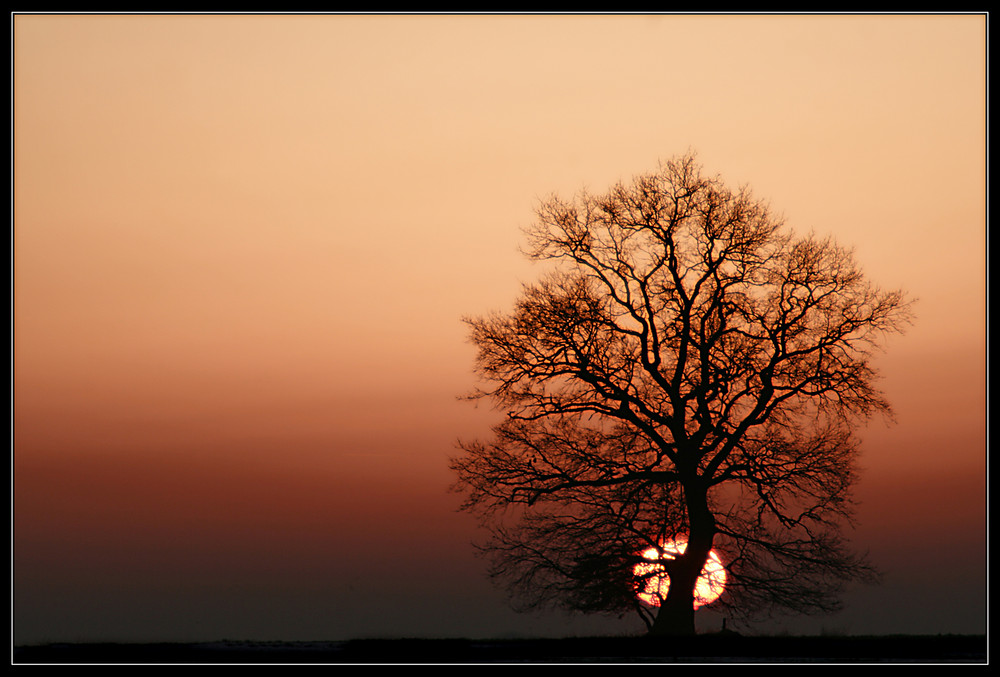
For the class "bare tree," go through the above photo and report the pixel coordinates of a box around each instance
[451,154,911,636]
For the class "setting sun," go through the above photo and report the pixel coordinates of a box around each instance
[633,538,727,609]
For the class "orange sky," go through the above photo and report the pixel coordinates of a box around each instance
[13,14,986,643]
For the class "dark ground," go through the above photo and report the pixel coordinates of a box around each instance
[12,634,987,664]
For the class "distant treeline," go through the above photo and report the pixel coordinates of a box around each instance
[13,634,987,664]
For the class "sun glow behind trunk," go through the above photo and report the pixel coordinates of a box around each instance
[633,538,727,608]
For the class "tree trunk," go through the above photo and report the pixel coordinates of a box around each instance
[648,482,716,637]
[648,566,699,636]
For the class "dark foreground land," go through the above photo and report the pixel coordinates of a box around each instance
[13,634,987,664]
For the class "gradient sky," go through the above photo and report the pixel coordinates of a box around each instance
[13,14,986,644]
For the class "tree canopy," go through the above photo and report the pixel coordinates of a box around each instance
[451,154,911,635]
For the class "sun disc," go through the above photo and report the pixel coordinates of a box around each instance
[632,537,727,608]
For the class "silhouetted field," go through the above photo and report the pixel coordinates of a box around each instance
[13,634,987,663]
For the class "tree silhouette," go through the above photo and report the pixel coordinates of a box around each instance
[451,154,911,636]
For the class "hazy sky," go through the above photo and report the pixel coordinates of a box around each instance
[13,13,986,644]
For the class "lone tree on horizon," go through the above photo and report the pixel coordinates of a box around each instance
[451,154,911,636]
